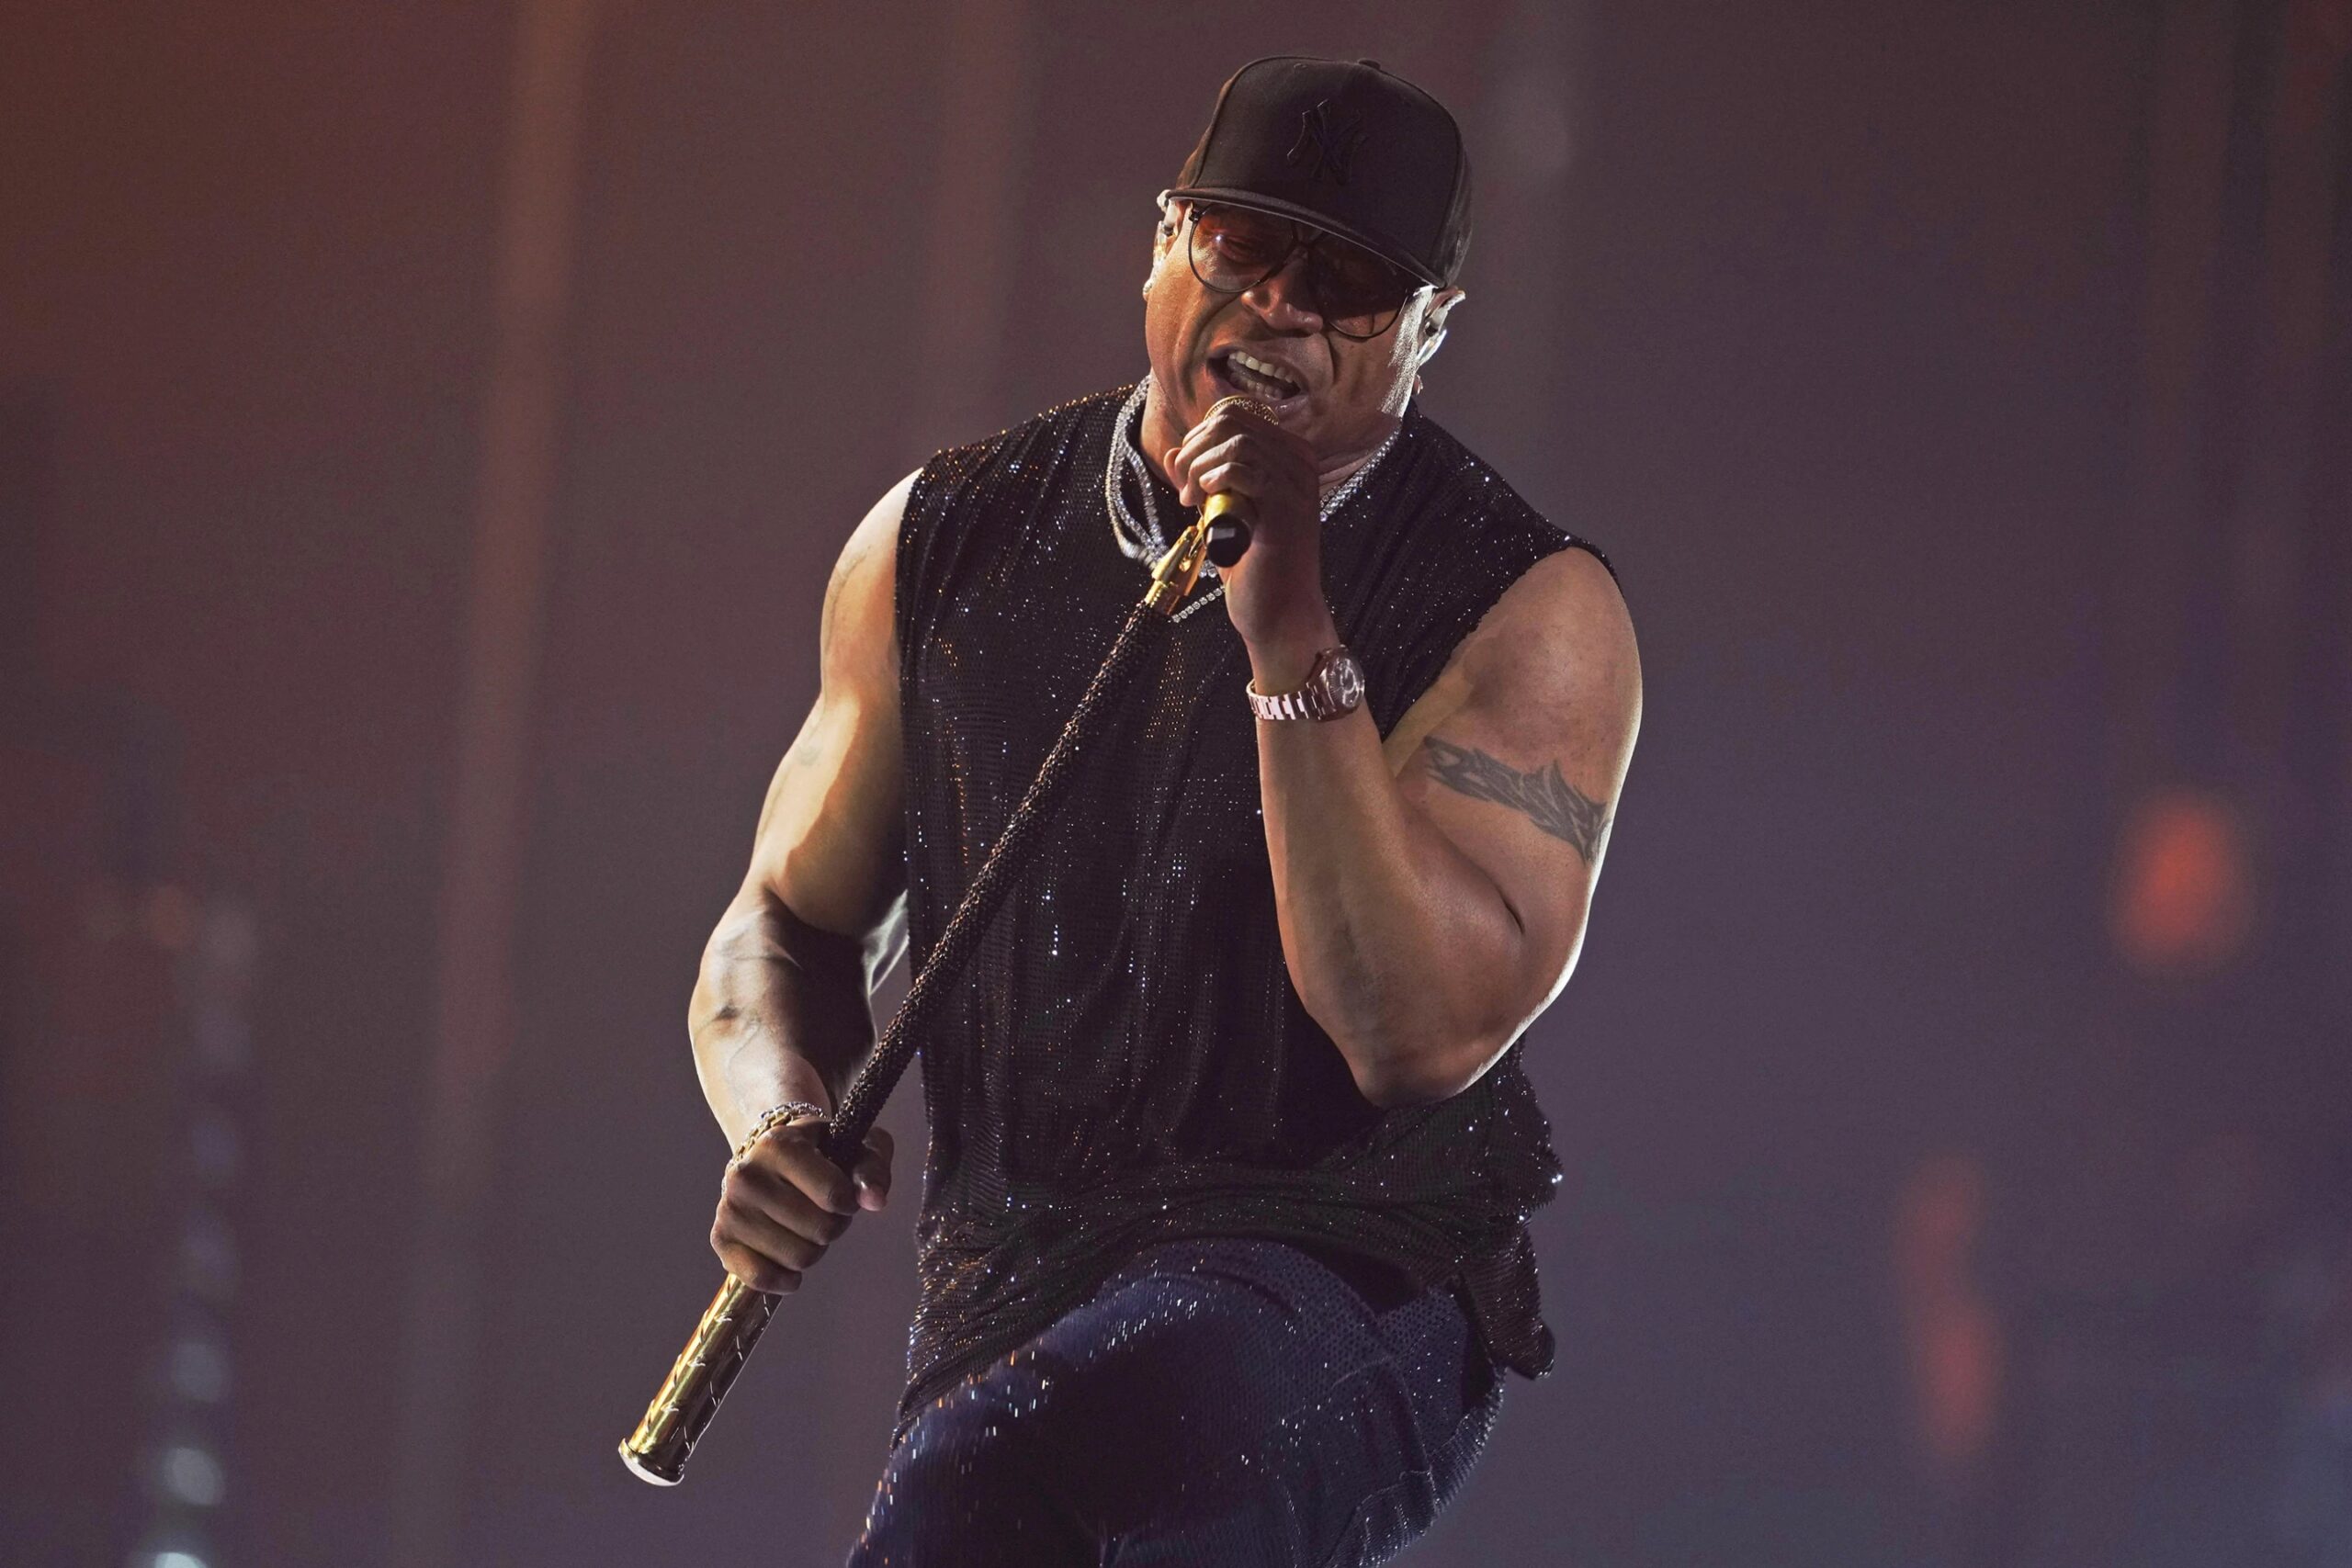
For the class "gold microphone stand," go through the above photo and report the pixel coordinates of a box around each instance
[619,509,1225,1484]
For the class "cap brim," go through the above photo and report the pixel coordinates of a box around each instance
[1167,186,1445,288]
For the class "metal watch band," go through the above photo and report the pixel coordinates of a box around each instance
[1246,646,1363,722]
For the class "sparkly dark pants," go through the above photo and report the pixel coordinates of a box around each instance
[848,1236,1502,1567]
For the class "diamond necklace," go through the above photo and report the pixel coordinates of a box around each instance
[1103,378,1401,626]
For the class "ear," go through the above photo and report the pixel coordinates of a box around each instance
[1144,231,1164,297]
[1416,288,1465,366]
[1153,192,1182,254]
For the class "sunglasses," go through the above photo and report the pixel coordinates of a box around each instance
[1170,197,1427,341]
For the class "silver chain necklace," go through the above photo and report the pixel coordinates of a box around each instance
[1103,378,1400,626]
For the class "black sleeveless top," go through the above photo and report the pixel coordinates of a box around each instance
[894,385,1608,1424]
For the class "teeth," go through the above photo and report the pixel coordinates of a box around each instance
[1227,351,1299,393]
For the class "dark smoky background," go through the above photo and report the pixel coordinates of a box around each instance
[5,4,2347,1565]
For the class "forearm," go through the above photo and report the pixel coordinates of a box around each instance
[688,885,878,1147]
[1249,615,1525,1106]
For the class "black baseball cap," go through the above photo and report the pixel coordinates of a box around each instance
[1169,56,1472,289]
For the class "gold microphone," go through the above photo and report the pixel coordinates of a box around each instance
[1198,392,1277,568]
[619,1273,778,1483]
[1203,491,1251,568]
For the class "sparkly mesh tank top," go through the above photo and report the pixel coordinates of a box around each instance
[893,384,1610,1425]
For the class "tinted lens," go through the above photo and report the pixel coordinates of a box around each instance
[1187,205,1414,338]
[1306,244,1412,338]
[1189,207,1301,290]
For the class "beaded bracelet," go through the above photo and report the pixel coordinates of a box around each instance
[729,1100,829,1165]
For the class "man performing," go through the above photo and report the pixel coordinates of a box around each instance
[690,56,1641,1564]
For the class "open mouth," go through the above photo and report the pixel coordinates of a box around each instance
[1209,347,1307,409]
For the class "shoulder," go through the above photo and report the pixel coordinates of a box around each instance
[822,470,919,690]
[1373,420,1637,772]
[1482,546,1634,671]
[1456,545,1640,774]
[842,469,918,572]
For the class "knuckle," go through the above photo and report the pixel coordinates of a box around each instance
[719,1245,798,1295]
[785,1167,834,1207]
[800,1163,853,1210]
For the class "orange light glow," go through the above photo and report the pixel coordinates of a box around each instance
[2110,789,2256,976]
[1894,1153,2001,1478]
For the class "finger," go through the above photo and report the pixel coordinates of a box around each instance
[854,1125,893,1212]
[1190,430,1268,474]
[1178,405,1274,461]
[1194,399,1309,457]
[725,1159,852,1245]
[1193,458,1267,502]
[1170,427,1270,506]
[1165,433,1204,504]
[741,1128,861,1217]
[1176,415,1316,506]
[1195,397,1290,453]
[1169,405,1264,481]
[1165,446,1200,507]
[1199,454,1316,522]
[714,1190,828,1272]
[708,1221,804,1295]
[713,1245,799,1295]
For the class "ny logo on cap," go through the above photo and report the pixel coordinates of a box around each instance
[1287,99,1363,186]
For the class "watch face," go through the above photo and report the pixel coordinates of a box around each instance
[1320,652,1365,712]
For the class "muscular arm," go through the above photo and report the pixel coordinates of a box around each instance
[1250,547,1640,1107]
[689,473,912,1147]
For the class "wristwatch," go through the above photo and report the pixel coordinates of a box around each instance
[1246,646,1366,722]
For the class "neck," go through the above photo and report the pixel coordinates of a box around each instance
[1137,375,1402,500]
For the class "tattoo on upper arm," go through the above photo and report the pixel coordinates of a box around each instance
[1422,738,1611,864]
